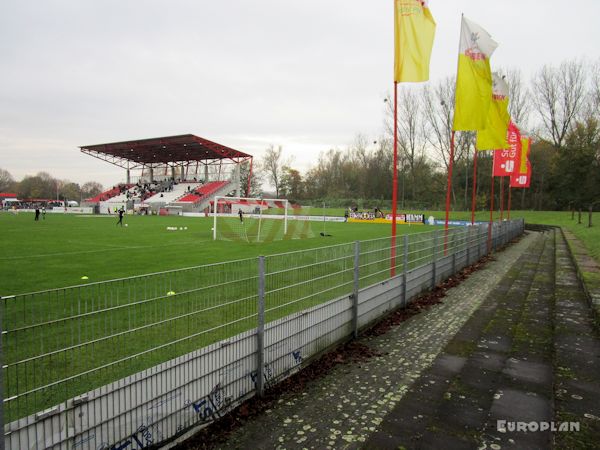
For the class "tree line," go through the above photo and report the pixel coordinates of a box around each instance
[255,59,600,212]
[0,169,103,203]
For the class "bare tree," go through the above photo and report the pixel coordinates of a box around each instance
[393,88,428,201]
[261,145,288,198]
[588,59,600,120]
[503,68,531,129]
[0,168,15,192]
[531,59,587,147]
[422,77,456,169]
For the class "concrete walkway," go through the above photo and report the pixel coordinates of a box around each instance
[179,230,600,449]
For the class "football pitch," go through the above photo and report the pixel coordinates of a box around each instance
[0,212,432,296]
[1,211,445,421]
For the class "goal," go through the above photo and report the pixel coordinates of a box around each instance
[212,196,289,242]
[212,196,316,242]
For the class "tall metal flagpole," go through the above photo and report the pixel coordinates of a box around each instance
[500,176,504,220]
[471,146,478,225]
[488,163,495,251]
[391,81,399,277]
[507,185,512,219]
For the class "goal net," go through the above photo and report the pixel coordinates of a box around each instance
[212,196,314,242]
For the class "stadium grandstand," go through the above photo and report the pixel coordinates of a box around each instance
[80,134,253,214]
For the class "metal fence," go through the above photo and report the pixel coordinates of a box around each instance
[1,220,524,449]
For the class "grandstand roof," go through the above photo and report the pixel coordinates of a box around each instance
[80,134,252,169]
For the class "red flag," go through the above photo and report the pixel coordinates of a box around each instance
[493,122,521,176]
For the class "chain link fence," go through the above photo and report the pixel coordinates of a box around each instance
[1,220,524,449]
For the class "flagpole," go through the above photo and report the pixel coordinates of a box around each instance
[507,185,512,220]
[391,81,398,277]
[471,146,478,225]
[500,176,504,220]
[444,131,455,254]
[488,163,494,251]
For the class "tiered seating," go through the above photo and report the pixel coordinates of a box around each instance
[176,181,229,204]
[86,185,131,203]
[107,186,138,204]
[144,182,201,204]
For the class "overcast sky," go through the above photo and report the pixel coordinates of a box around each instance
[1,0,599,188]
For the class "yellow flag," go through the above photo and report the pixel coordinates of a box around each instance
[394,0,436,83]
[519,136,530,174]
[453,16,498,131]
[477,73,510,150]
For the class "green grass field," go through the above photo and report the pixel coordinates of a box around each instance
[0,212,422,296]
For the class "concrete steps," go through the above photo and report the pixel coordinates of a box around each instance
[553,231,600,449]
[364,229,600,449]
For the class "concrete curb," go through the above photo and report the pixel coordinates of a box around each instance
[560,227,600,330]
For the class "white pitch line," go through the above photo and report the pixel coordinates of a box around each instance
[0,239,213,261]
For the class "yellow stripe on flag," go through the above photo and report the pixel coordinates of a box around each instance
[394,0,436,83]
[519,137,530,174]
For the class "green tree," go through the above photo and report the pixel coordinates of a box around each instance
[61,182,81,203]
[549,119,600,209]
[17,172,57,199]
[81,181,103,200]
[280,167,304,201]
[239,160,263,198]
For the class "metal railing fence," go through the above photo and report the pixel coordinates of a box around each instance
[0,219,524,449]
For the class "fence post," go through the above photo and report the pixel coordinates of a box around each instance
[432,230,438,290]
[589,205,593,228]
[0,297,4,450]
[472,226,478,261]
[257,256,266,397]
[466,228,471,265]
[451,231,456,275]
[352,241,360,339]
[403,234,409,307]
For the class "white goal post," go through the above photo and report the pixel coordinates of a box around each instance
[212,196,288,241]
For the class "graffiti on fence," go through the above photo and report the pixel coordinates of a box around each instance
[105,423,162,450]
[292,349,302,364]
[187,383,231,423]
[250,363,274,389]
